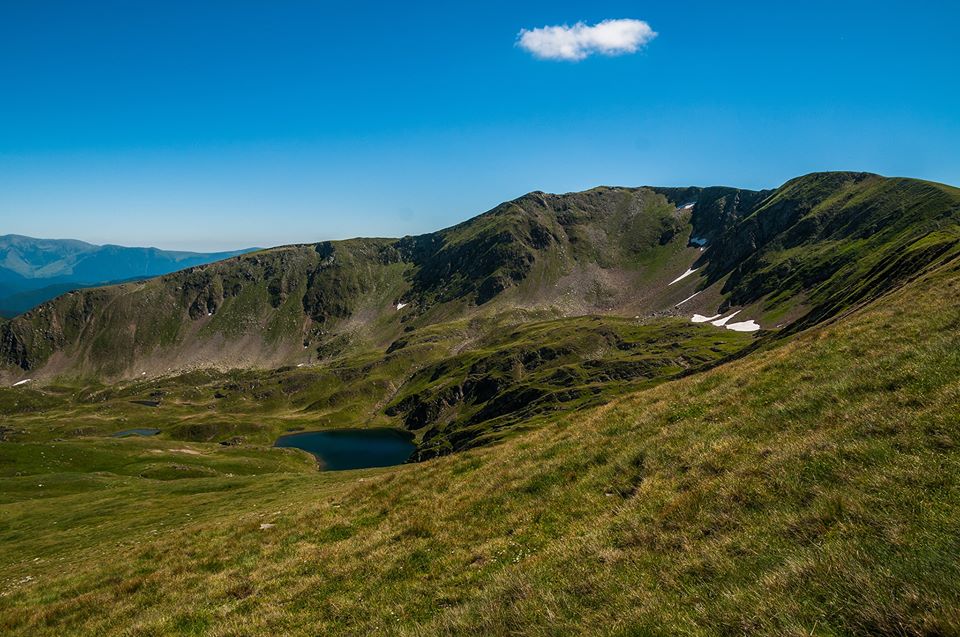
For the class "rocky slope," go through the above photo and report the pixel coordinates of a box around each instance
[1,172,958,381]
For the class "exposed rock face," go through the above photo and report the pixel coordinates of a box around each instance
[0,322,30,370]
[651,185,773,247]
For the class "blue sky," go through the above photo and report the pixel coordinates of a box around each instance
[1,1,958,251]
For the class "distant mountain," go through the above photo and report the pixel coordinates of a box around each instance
[0,235,259,317]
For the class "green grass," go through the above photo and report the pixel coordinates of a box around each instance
[386,315,751,457]
[0,313,754,458]
[2,173,960,634]
[708,172,960,328]
[0,251,958,635]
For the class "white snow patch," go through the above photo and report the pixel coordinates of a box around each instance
[12,379,32,387]
[681,203,695,210]
[711,311,741,327]
[675,291,701,307]
[297,363,305,367]
[725,319,761,332]
[668,267,699,286]
[396,302,408,310]
[689,236,707,247]
[691,313,721,323]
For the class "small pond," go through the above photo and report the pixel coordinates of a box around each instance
[274,428,415,471]
[112,428,161,438]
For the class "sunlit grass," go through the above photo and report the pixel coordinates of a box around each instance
[1,255,958,634]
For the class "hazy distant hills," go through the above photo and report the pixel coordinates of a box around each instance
[0,235,258,317]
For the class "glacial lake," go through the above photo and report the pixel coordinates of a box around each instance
[112,428,161,437]
[273,428,415,471]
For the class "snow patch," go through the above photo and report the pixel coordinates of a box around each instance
[668,267,699,286]
[12,379,32,387]
[691,313,721,323]
[681,202,695,210]
[725,319,761,332]
[689,236,707,247]
[711,311,741,327]
[396,302,408,310]
[675,291,701,307]
[296,363,305,367]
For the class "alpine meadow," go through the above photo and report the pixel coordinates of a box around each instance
[2,3,960,636]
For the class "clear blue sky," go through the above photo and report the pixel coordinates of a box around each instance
[1,1,958,251]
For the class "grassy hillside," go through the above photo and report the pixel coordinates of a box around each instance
[703,172,960,327]
[0,313,753,458]
[385,316,751,458]
[2,171,960,634]
[1,234,957,635]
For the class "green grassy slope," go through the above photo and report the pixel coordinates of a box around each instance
[0,313,753,457]
[703,172,960,327]
[1,170,959,635]
[386,316,751,458]
[1,238,958,635]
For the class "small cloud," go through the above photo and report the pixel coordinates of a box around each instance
[517,19,657,61]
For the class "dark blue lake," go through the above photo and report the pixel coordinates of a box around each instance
[274,428,415,471]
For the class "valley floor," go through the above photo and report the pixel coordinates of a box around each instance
[2,257,960,635]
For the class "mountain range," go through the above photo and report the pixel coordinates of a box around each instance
[3,172,957,379]
[2,170,959,456]
[2,171,960,635]
[0,235,257,318]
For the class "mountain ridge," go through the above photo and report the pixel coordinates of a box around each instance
[2,171,958,383]
[0,234,259,318]
[0,183,758,377]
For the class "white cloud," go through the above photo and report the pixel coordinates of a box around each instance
[517,19,657,61]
